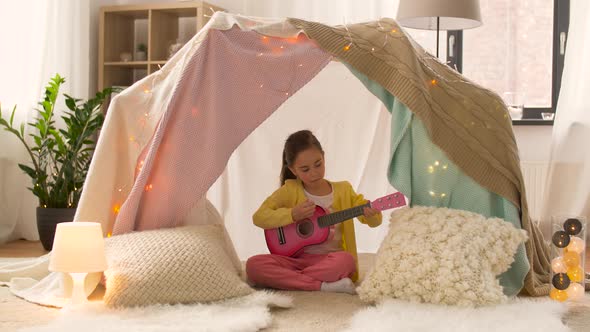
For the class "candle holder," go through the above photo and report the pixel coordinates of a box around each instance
[550,216,586,302]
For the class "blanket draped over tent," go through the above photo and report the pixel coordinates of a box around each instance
[2,13,563,304]
[285,18,554,295]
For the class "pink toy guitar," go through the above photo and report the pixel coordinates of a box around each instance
[264,192,407,257]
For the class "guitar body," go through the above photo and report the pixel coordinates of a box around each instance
[264,192,407,257]
[264,206,329,257]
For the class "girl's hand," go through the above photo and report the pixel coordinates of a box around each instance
[291,200,316,221]
[363,207,380,218]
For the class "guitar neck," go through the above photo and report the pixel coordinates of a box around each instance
[316,191,406,228]
[317,203,370,228]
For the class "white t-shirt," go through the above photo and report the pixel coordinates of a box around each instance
[303,186,344,254]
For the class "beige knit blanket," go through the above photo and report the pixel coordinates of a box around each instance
[288,17,556,296]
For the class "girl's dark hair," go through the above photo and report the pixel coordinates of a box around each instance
[280,130,324,186]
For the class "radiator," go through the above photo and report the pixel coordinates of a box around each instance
[520,162,549,223]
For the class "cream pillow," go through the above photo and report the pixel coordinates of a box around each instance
[103,224,253,308]
[357,206,528,306]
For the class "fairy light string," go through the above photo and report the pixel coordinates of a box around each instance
[109,16,519,234]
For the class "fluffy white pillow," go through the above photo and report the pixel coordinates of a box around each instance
[357,206,528,306]
[103,224,253,308]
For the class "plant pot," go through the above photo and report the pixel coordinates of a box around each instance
[36,207,76,251]
[134,51,146,61]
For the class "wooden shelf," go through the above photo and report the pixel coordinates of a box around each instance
[98,1,225,109]
[104,61,150,67]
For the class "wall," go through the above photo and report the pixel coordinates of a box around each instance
[513,126,553,162]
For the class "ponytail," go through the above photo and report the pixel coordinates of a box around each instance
[280,150,297,186]
[279,130,323,187]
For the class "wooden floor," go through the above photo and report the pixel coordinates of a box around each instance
[0,240,47,258]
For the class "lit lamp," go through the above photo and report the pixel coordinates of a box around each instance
[49,222,107,305]
[396,0,482,58]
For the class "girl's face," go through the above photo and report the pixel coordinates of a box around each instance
[289,147,325,187]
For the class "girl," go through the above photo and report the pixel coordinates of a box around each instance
[246,130,382,294]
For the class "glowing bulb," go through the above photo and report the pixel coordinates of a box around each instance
[440,193,446,198]
[118,188,122,192]
[280,45,284,49]
[391,29,397,33]
[113,205,120,214]
[566,283,585,300]
[563,251,580,268]
[550,288,568,302]
[551,257,567,273]
[567,266,584,283]
[298,64,303,67]
[434,161,440,166]
[343,43,352,51]
[566,237,585,253]
[145,184,153,192]
[259,84,264,88]
[428,166,434,173]
[285,92,289,96]
[43,204,47,208]
[257,53,263,57]
[429,191,435,197]
[144,89,150,94]
[442,165,448,170]
[371,47,375,52]
[107,232,112,238]
[430,79,437,86]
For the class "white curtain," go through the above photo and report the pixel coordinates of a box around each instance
[0,0,90,244]
[540,0,590,237]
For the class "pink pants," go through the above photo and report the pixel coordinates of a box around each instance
[245,251,356,291]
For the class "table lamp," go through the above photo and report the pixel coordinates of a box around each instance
[49,222,107,305]
[396,0,482,58]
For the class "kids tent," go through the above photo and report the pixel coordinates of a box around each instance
[5,12,556,303]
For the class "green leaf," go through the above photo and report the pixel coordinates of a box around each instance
[9,105,17,126]
[18,164,37,179]
[2,73,112,209]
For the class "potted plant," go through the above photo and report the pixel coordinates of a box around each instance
[135,43,147,61]
[0,74,116,250]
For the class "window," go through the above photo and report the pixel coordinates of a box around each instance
[404,0,569,124]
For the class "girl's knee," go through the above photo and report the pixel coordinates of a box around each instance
[246,254,274,280]
[246,255,264,275]
[331,251,356,273]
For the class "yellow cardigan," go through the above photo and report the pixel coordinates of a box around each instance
[253,179,382,281]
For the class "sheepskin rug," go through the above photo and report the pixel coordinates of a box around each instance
[344,298,570,332]
[17,291,292,332]
[357,206,528,306]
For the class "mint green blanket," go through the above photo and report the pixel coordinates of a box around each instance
[351,68,529,296]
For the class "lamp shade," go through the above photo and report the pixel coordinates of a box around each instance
[49,222,107,273]
[397,0,482,30]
